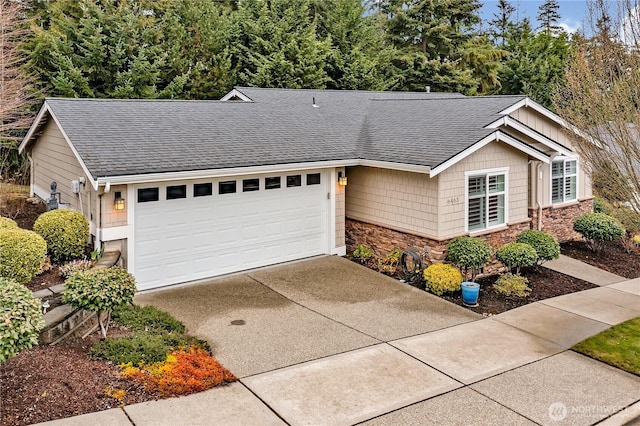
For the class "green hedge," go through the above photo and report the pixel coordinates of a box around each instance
[34,209,89,263]
[0,228,47,284]
[0,278,45,363]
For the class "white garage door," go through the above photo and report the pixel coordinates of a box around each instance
[133,171,329,290]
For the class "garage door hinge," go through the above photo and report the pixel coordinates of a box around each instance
[327,192,331,200]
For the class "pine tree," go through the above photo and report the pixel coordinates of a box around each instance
[232,0,331,89]
[381,0,503,94]
[498,18,570,108]
[489,0,516,46]
[314,0,396,90]
[537,0,562,35]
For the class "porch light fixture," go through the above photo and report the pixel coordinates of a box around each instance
[338,171,348,186]
[114,191,125,211]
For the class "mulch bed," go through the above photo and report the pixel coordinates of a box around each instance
[561,240,640,279]
[441,267,598,316]
[0,328,160,426]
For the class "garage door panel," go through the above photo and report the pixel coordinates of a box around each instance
[134,172,330,289]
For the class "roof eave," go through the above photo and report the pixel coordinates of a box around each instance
[429,131,550,178]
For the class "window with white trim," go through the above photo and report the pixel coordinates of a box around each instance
[551,159,577,204]
[467,172,506,231]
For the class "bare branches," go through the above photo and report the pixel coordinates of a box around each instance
[0,0,37,144]
[554,0,640,213]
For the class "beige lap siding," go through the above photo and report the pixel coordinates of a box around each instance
[102,184,128,227]
[438,142,529,238]
[32,120,93,217]
[345,166,439,237]
[509,106,593,204]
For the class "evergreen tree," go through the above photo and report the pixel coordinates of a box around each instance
[314,0,396,90]
[380,0,504,94]
[489,0,516,46]
[231,0,331,89]
[537,0,562,35]
[498,18,570,108]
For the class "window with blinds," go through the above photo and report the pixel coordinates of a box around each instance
[467,172,506,231]
[552,159,577,204]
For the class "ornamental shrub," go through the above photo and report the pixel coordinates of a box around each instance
[446,237,491,281]
[573,212,625,252]
[423,263,463,296]
[377,247,402,275]
[516,230,560,266]
[0,278,45,363]
[59,259,93,279]
[112,304,186,334]
[493,273,532,298]
[0,217,18,229]
[496,242,537,275]
[63,267,137,338]
[0,228,47,284]
[34,209,89,263]
[120,347,236,397]
[352,244,373,264]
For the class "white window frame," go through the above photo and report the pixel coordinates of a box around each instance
[465,167,509,233]
[550,157,578,205]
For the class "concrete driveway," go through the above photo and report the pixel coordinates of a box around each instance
[134,255,479,378]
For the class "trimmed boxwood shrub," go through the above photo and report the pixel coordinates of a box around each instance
[0,217,18,229]
[63,267,137,338]
[516,230,560,266]
[446,237,491,281]
[496,242,537,275]
[0,278,45,363]
[423,263,463,296]
[0,228,47,284]
[493,273,531,297]
[573,212,625,252]
[34,209,89,263]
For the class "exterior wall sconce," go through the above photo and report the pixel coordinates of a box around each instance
[114,191,125,211]
[338,171,348,186]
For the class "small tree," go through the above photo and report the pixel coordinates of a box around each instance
[63,267,137,338]
[0,278,45,363]
[573,212,625,252]
[446,237,492,281]
[516,230,560,266]
[496,242,537,275]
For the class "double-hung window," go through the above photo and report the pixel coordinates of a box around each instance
[551,159,577,204]
[467,170,507,231]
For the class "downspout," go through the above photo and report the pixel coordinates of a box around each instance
[96,182,110,250]
[536,162,543,230]
[27,152,34,197]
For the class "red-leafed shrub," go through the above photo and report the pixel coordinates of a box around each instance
[121,347,236,397]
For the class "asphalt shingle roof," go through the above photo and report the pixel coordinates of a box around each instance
[39,88,525,179]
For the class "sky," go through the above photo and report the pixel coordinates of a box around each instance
[479,0,590,34]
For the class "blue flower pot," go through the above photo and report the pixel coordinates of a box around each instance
[461,281,480,307]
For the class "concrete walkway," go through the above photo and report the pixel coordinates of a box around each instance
[36,258,640,426]
[543,254,627,286]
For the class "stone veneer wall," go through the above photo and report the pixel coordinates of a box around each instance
[345,218,531,276]
[346,198,594,276]
[529,199,594,243]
